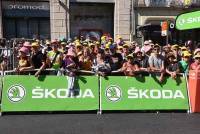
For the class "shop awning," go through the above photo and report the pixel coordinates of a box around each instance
[3,9,50,18]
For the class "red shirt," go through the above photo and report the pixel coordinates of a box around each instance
[190,62,200,70]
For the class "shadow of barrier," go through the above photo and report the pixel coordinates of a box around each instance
[0,70,190,114]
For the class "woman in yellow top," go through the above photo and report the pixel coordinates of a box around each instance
[79,47,92,71]
[15,47,30,74]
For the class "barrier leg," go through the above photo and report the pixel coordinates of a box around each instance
[97,76,102,115]
[184,73,192,114]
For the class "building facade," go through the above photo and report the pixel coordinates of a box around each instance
[0,0,132,41]
[134,0,200,45]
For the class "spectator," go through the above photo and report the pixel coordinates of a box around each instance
[171,44,181,62]
[190,54,200,70]
[79,47,92,71]
[122,44,129,61]
[93,49,111,77]
[134,47,149,71]
[119,54,139,76]
[194,48,200,56]
[46,40,63,73]
[15,47,30,74]
[165,53,180,79]
[108,44,123,71]
[148,44,165,82]
[63,48,77,97]
[179,51,191,74]
[20,42,46,77]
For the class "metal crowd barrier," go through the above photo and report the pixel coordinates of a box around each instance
[0,69,191,115]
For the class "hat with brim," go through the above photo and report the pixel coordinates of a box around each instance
[67,49,76,57]
[31,42,39,47]
[144,46,152,53]
[134,47,141,53]
[180,46,187,51]
[76,43,82,47]
[61,42,67,45]
[123,44,129,48]
[194,48,200,55]
[118,46,123,50]
[154,44,160,48]
[182,51,192,57]
[127,54,133,59]
[23,41,31,48]
[83,42,88,46]
[144,41,149,45]
[89,43,95,47]
[172,44,179,50]
[194,54,200,59]
[19,47,29,56]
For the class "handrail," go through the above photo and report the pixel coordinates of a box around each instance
[2,69,185,77]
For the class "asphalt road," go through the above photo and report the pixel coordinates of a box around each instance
[0,112,200,134]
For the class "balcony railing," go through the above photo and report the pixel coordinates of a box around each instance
[135,0,200,8]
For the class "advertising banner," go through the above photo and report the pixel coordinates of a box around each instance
[101,76,189,110]
[1,75,98,112]
[176,10,200,30]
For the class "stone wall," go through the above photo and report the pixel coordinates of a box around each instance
[50,0,69,39]
[115,0,132,41]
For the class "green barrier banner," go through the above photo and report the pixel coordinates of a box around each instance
[176,10,200,30]
[2,75,98,112]
[101,76,189,110]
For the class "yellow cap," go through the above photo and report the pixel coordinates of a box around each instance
[31,42,39,47]
[183,51,192,57]
[172,44,179,49]
[117,35,122,39]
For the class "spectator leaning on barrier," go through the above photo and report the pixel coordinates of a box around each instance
[79,47,93,71]
[119,54,139,76]
[46,40,63,74]
[190,54,200,70]
[108,44,123,71]
[63,47,77,97]
[148,44,165,82]
[15,47,30,74]
[134,47,149,71]
[171,44,182,62]
[165,52,180,80]
[179,51,192,74]
[121,44,129,61]
[19,42,46,77]
[92,49,111,77]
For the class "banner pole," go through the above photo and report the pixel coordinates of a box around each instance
[0,71,3,116]
[184,73,192,114]
[97,76,102,115]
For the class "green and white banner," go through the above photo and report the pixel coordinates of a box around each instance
[101,76,189,110]
[1,75,99,112]
[176,10,200,30]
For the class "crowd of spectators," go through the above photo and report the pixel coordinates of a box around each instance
[0,36,200,82]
